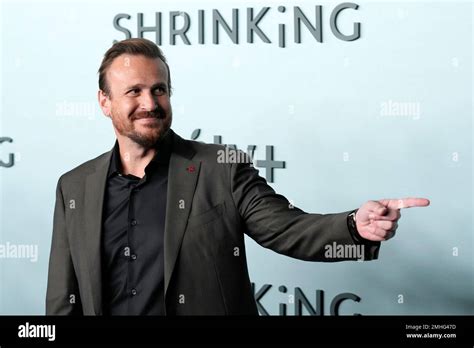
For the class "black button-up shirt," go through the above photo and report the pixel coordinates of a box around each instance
[101,132,172,315]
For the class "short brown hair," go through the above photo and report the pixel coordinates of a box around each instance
[98,38,172,96]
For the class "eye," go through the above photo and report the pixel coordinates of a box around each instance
[153,86,167,96]
[127,88,140,96]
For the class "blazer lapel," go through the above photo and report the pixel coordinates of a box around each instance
[164,133,200,299]
[79,131,199,314]
[84,151,112,315]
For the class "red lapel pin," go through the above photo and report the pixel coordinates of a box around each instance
[186,165,196,173]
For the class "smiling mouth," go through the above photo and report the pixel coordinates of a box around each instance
[134,112,165,120]
[135,116,159,121]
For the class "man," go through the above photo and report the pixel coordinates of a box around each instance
[46,38,429,316]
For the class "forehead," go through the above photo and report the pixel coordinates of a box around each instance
[107,54,168,87]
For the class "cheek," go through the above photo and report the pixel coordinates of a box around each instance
[112,99,138,119]
[160,98,172,113]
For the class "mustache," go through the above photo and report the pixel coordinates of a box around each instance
[132,110,165,120]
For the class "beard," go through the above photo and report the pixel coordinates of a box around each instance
[112,107,172,148]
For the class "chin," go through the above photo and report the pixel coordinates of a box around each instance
[133,127,169,147]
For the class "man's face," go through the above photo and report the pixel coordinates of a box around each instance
[98,54,172,148]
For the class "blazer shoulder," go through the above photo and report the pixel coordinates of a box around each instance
[177,137,255,179]
[189,140,227,160]
[172,132,226,161]
[58,150,111,185]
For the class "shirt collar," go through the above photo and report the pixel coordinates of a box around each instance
[107,129,173,178]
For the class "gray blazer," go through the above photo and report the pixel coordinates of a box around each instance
[46,129,379,315]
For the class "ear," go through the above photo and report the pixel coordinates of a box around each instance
[98,90,112,117]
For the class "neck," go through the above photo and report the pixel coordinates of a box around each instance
[116,136,157,178]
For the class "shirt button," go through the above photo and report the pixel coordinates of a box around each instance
[131,288,137,296]
[131,254,137,260]
[131,219,137,226]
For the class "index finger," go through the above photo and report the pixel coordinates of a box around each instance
[380,197,430,210]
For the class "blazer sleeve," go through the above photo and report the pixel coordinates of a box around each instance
[230,160,380,261]
[46,177,83,315]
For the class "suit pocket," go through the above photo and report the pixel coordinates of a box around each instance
[187,202,225,229]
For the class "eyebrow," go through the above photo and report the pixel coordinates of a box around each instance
[124,82,168,91]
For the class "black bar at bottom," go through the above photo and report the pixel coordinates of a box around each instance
[0,315,472,346]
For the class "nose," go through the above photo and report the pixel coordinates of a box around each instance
[139,91,158,111]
